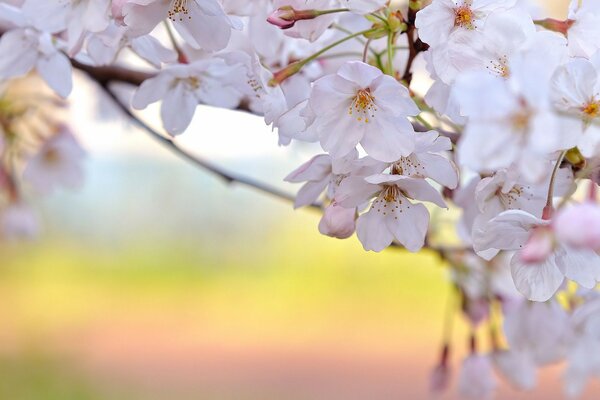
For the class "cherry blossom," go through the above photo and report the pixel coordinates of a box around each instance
[307,61,418,162]
[132,58,246,135]
[22,127,86,194]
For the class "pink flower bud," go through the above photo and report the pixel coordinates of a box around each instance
[519,227,555,264]
[430,364,451,393]
[555,202,600,250]
[111,0,128,25]
[266,6,319,30]
[318,202,356,239]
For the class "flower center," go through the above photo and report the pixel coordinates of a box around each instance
[43,148,61,165]
[582,100,600,119]
[487,55,510,78]
[382,185,401,203]
[168,0,191,21]
[348,88,376,124]
[391,156,424,177]
[454,4,475,29]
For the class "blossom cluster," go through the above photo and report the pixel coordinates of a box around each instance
[0,0,599,397]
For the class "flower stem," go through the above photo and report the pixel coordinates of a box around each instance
[544,150,567,217]
[386,32,395,76]
[270,28,377,85]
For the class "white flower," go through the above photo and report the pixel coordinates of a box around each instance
[471,165,573,260]
[21,0,111,52]
[335,174,446,252]
[132,59,246,135]
[477,210,600,301]
[307,61,418,162]
[390,130,458,189]
[23,127,86,195]
[503,300,570,365]
[458,354,497,399]
[0,202,39,240]
[454,57,578,182]
[415,0,518,48]
[86,22,177,67]
[552,55,600,158]
[564,294,600,398]
[284,150,386,207]
[122,0,242,51]
[0,4,72,97]
[567,0,600,58]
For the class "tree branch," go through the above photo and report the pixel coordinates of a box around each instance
[97,81,322,211]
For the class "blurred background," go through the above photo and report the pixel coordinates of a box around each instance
[1,0,599,399]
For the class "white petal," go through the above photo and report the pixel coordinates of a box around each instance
[510,252,565,302]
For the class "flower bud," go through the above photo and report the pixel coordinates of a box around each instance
[519,227,555,264]
[534,18,574,35]
[555,202,600,250]
[318,202,356,239]
[111,0,128,25]
[267,6,319,30]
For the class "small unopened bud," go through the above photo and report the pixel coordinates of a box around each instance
[318,202,356,239]
[387,11,407,33]
[565,147,586,169]
[267,6,319,29]
[409,0,423,11]
[430,344,451,393]
[534,18,574,36]
[519,226,555,264]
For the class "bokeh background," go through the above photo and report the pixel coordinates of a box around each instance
[1,0,599,399]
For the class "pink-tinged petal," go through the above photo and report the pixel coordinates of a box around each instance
[294,179,329,208]
[371,74,420,116]
[284,154,331,183]
[37,51,73,98]
[415,130,452,153]
[335,176,380,208]
[318,203,356,239]
[555,202,600,250]
[360,117,415,162]
[492,351,537,391]
[310,74,357,112]
[555,246,600,289]
[131,73,173,110]
[475,210,545,256]
[419,153,459,189]
[356,206,394,252]
[519,227,555,265]
[458,355,497,400]
[510,252,565,302]
[160,84,198,135]
[130,35,177,67]
[0,29,37,79]
[174,4,232,51]
[366,175,447,208]
[122,0,166,37]
[337,61,382,88]
[319,112,365,159]
[386,200,429,252]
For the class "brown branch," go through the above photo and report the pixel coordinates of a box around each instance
[69,53,466,255]
[96,81,322,211]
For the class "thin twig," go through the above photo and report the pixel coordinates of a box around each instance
[99,82,321,211]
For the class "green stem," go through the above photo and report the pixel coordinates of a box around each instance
[545,150,567,211]
[386,32,395,76]
[271,28,377,85]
